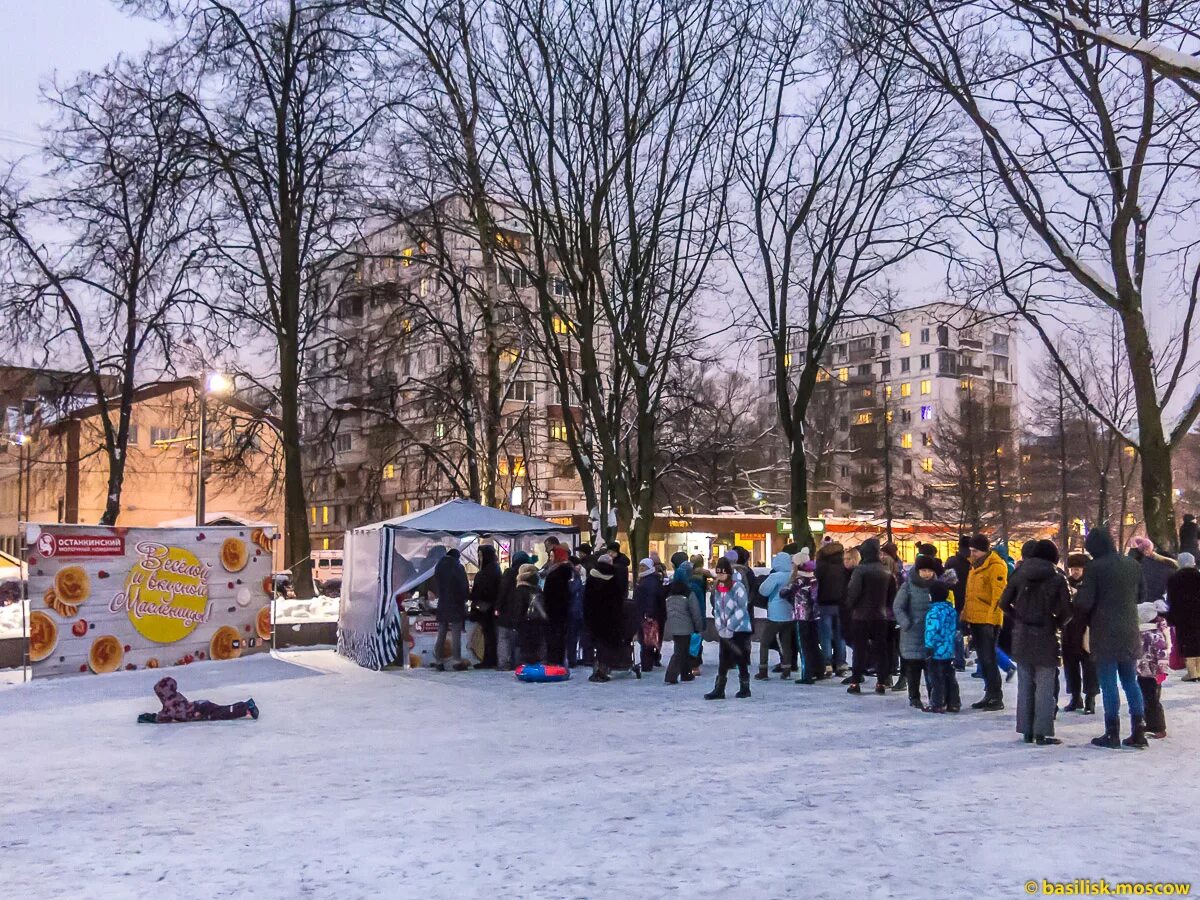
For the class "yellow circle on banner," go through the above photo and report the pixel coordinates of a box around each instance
[123,543,211,644]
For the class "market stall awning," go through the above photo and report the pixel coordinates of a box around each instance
[353,498,578,536]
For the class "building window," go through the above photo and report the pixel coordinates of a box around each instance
[920,405,934,421]
[552,315,571,335]
[835,343,847,359]
[310,506,317,525]
[921,458,933,473]
[920,354,930,370]
[418,277,429,297]
[435,423,445,439]
[1125,512,1136,526]
[992,332,1009,352]
[960,378,974,391]
[885,409,894,424]
[900,382,912,398]
[903,458,913,474]
[383,464,395,480]
[920,328,930,344]
[816,369,830,383]
[920,379,932,395]
[881,335,891,352]
[840,465,850,478]
[511,380,535,402]
[549,420,568,441]
[837,367,849,382]
[322,537,330,550]
[1124,445,1137,458]
[899,332,911,347]
[881,360,891,376]
[901,433,913,449]
[334,433,352,453]
[857,364,871,376]
[900,358,911,373]
[501,347,519,365]
[839,415,849,430]
[150,426,177,445]
[923,432,933,446]
[552,277,569,297]
[855,412,873,425]
[321,505,330,524]
[127,425,139,446]
[884,385,893,400]
[937,325,950,346]
[900,409,913,424]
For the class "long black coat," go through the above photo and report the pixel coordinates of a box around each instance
[469,545,502,621]
[434,552,470,624]
[846,540,897,623]
[1073,528,1144,663]
[1180,519,1199,557]
[999,558,1071,667]
[542,562,574,626]
[1167,567,1200,658]
[815,544,848,608]
[584,560,624,647]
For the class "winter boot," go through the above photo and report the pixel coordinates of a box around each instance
[1122,715,1149,749]
[874,682,887,695]
[735,676,752,699]
[705,675,728,700]
[891,675,908,693]
[1034,735,1062,746]
[1063,693,1082,713]
[246,699,259,720]
[681,673,695,683]
[846,682,862,695]
[754,666,770,681]
[780,668,793,681]
[1091,717,1121,749]
[1083,694,1096,715]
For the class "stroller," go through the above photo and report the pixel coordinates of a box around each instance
[593,598,643,679]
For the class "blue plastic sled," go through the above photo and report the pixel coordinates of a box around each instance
[515,664,571,683]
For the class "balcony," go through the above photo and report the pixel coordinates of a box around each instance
[959,338,984,352]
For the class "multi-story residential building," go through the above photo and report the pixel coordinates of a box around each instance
[757,302,1020,521]
[303,197,591,551]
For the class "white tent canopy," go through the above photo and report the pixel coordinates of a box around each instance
[337,500,578,670]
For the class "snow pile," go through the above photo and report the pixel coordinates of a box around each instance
[0,647,1195,897]
[0,600,28,640]
[273,595,339,624]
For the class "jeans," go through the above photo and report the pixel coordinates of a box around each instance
[970,623,1002,700]
[718,632,752,680]
[1138,676,1166,733]
[902,658,926,705]
[435,621,463,664]
[665,635,694,683]
[851,620,892,686]
[953,630,966,669]
[817,606,846,669]
[1063,649,1098,698]
[1016,662,1058,737]
[928,659,961,709]
[759,621,794,671]
[1095,658,1145,720]
[497,626,520,670]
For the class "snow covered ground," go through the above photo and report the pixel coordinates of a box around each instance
[1,649,1197,899]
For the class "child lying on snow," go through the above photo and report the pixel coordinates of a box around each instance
[137,676,259,723]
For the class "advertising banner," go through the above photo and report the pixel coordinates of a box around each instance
[25,523,276,679]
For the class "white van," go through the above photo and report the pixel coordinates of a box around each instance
[312,550,343,584]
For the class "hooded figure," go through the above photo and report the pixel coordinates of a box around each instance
[469,544,503,668]
[585,556,625,680]
[846,539,898,692]
[1000,550,1071,668]
[434,548,469,624]
[1181,514,1199,557]
[1129,537,1179,603]
[815,541,849,609]
[1167,552,1200,672]
[754,550,797,680]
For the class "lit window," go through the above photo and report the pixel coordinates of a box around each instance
[310,506,317,525]
[403,318,413,333]
[513,457,526,477]
[321,506,330,525]
[920,380,932,395]
[435,423,445,439]
[401,247,413,267]
[419,278,429,297]
[855,412,873,425]
[960,378,974,391]
[901,433,913,449]
[921,458,933,473]
[383,464,395,480]
[923,433,933,447]
[816,370,830,383]
[899,332,911,347]
[920,405,934,421]
[783,353,792,368]
[885,410,894,424]
[501,347,519,364]
[1124,446,1136,458]
[885,385,893,400]
[552,316,570,335]
[838,367,849,382]
[1125,513,1136,526]
[900,383,912,398]
[322,537,330,550]
[549,421,569,441]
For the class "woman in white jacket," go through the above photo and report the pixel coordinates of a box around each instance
[706,557,754,700]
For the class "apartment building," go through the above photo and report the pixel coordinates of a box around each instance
[758,302,1020,518]
[303,197,590,551]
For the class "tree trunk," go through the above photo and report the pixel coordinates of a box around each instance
[789,436,815,552]
[1123,309,1178,552]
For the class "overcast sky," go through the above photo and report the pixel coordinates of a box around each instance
[0,0,160,153]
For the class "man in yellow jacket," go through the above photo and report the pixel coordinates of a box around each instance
[963,534,1008,711]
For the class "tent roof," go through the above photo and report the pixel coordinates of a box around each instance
[355,498,578,537]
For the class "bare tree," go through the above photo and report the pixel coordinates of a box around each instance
[125,0,393,593]
[871,0,1200,552]
[727,0,952,551]
[0,55,211,524]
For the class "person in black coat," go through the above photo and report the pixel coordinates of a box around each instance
[469,544,502,669]
[944,537,972,670]
[1061,553,1097,713]
[1167,553,1200,680]
[541,546,574,666]
[585,555,624,682]
[815,541,850,676]
[607,541,631,602]
[845,538,898,694]
[433,548,470,671]
[1180,515,1199,557]
[632,558,667,672]
[999,540,1071,744]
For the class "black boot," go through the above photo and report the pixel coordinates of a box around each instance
[1091,717,1121,749]
[891,676,908,693]
[754,666,769,681]
[1035,735,1062,746]
[1083,694,1096,715]
[1122,715,1149,749]
[704,675,727,700]
[1063,693,1082,713]
[735,676,752,699]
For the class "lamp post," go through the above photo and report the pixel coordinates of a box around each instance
[196,373,231,526]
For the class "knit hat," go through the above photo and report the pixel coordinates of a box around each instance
[1067,553,1090,569]
[1020,540,1038,560]
[968,534,990,553]
[929,581,950,603]
[913,555,943,577]
[1131,536,1155,554]
[517,564,539,584]
[1032,540,1060,564]
[724,549,739,564]
[1137,601,1160,624]
[1180,552,1196,569]
[793,547,811,566]
[638,557,656,578]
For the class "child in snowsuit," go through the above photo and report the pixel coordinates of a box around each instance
[1137,601,1172,739]
[139,676,258,723]
[663,580,703,684]
[924,582,961,713]
[790,557,823,684]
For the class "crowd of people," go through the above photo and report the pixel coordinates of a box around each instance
[425,520,1200,749]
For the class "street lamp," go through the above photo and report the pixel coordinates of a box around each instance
[196,372,231,526]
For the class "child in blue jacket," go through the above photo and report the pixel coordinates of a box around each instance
[924,581,961,713]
